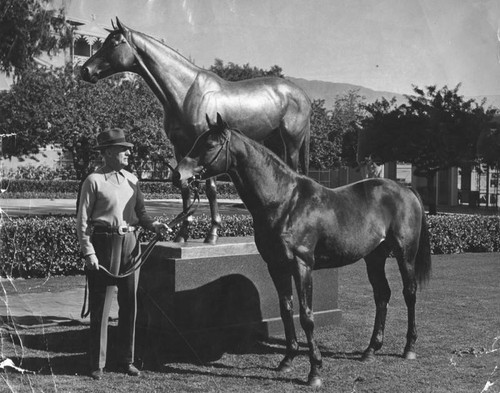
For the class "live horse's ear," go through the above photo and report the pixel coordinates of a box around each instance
[205,114,213,129]
[216,112,228,130]
[116,17,126,33]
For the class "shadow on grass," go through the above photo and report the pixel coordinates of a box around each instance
[8,321,405,377]
[162,363,309,386]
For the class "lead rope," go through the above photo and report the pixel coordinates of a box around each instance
[80,189,200,318]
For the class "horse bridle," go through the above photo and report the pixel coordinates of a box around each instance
[194,130,232,183]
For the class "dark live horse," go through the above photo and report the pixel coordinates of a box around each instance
[173,114,432,388]
[80,18,311,244]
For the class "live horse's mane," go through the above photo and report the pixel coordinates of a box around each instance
[220,126,304,179]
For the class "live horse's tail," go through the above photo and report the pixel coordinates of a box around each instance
[410,187,432,286]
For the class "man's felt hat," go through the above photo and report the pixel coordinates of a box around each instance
[94,128,134,150]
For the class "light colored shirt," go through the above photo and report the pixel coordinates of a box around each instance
[76,166,155,256]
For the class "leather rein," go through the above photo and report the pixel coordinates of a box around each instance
[97,186,199,280]
[81,186,199,319]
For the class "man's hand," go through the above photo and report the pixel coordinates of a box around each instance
[85,254,99,270]
[152,221,172,235]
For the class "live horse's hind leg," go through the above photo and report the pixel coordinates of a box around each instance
[292,257,323,388]
[174,184,193,243]
[396,255,418,360]
[204,178,221,244]
[362,248,391,362]
[267,264,299,373]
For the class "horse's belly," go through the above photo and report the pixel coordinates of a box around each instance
[314,236,384,269]
[314,252,360,269]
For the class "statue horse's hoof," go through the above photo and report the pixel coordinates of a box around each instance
[308,375,323,389]
[204,234,218,244]
[174,235,187,243]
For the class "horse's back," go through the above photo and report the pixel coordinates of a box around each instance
[188,72,310,137]
[325,178,423,237]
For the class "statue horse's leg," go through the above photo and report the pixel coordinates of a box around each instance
[174,183,194,243]
[292,256,323,388]
[267,263,299,373]
[362,247,391,362]
[204,177,221,244]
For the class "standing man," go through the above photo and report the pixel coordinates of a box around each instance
[76,128,169,380]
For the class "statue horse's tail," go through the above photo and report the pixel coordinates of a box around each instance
[411,187,432,286]
[299,119,310,176]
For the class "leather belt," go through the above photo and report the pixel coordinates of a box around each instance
[93,225,138,235]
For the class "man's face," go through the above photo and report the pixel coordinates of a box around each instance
[104,145,131,170]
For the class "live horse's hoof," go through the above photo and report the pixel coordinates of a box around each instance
[404,351,417,360]
[277,359,293,373]
[308,375,322,389]
[361,349,376,363]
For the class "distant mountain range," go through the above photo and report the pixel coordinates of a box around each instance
[287,76,500,109]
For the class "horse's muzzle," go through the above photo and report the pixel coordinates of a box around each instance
[172,170,199,190]
[80,67,98,83]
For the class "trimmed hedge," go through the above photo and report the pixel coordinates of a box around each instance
[0,179,239,199]
[0,213,498,278]
[0,213,253,278]
[427,214,500,254]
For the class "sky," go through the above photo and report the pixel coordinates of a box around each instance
[60,0,500,97]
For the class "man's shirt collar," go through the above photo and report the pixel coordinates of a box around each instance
[103,169,126,181]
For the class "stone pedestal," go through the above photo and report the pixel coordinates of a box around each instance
[136,237,341,363]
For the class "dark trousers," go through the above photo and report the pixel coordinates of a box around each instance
[87,231,139,370]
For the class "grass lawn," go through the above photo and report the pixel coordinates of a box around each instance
[1,253,499,392]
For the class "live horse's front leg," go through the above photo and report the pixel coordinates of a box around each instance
[174,183,194,243]
[293,257,323,388]
[204,178,221,244]
[268,264,299,373]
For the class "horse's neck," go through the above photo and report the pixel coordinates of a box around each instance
[229,133,296,214]
[131,32,199,110]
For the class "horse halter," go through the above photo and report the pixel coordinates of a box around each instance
[196,130,232,182]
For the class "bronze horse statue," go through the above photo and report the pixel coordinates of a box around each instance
[173,114,432,388]
[80,18,311,244]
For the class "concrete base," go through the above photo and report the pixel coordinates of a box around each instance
[136,237,341,363]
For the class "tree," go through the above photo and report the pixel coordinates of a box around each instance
[209,58,284,81]
[309,99,338,169]
[362,84,495,214]
[0,66,174,179]
[476,115,500,169]
[0,0,71,78]
[332,90,367,167]
[309,90,366,170]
